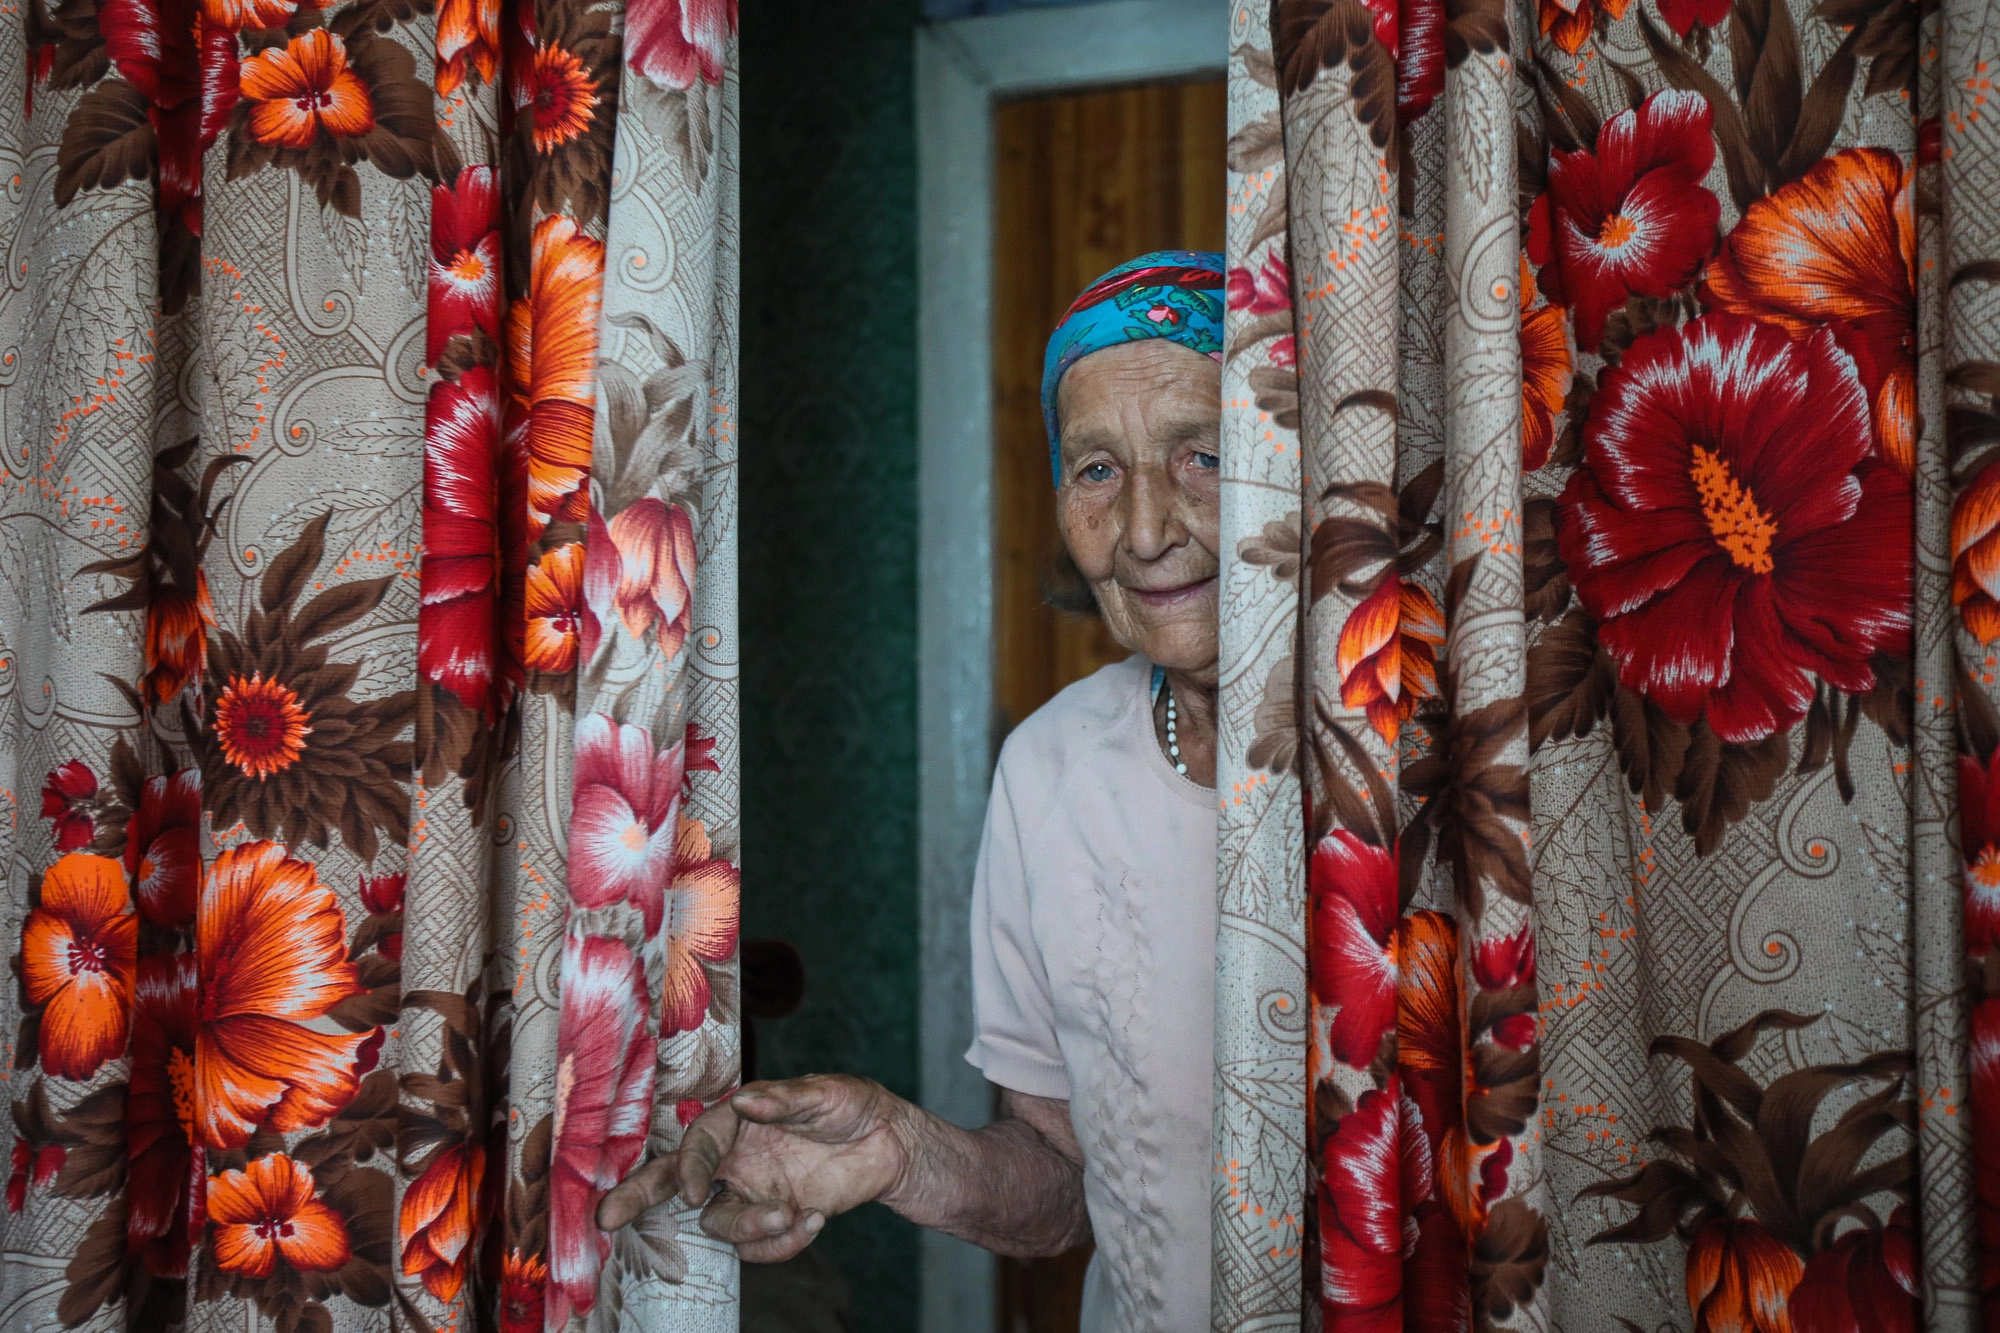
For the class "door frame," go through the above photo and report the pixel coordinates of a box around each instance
[913,4,1226,1326]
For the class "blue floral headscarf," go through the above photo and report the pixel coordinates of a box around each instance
[1041,249,1226,486]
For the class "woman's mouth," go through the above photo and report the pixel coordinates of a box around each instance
[1125,576,1217,609]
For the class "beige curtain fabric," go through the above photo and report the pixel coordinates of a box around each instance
[0,0,740,1325]
[1215,0,2000,1327]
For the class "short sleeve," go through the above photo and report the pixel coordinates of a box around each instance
[963,759,1070,1100]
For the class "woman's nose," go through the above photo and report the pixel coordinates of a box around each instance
[1123,467,1183,561]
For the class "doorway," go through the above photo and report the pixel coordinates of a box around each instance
[990,75,1225,1332]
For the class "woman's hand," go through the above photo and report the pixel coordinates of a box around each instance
[595,1074,909,1263]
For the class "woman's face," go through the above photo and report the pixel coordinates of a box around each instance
[1054,340,1223,681]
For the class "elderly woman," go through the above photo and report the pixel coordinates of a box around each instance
[600,251,1227,1329]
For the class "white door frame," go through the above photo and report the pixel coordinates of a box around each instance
[913,4,1226,1326]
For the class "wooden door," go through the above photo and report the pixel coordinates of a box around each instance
[990,74,1225,1333]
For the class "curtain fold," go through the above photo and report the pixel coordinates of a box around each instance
[1217,0,2000,1326]
[0,0,739,1324]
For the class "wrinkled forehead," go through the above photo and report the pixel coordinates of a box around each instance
[1055,341,1223,455]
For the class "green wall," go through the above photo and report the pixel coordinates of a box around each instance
[740,0,923,1324]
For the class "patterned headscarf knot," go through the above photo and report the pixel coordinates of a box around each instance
[1041,249,1226,486]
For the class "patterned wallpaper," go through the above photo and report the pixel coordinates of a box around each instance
[740,0,924,1324]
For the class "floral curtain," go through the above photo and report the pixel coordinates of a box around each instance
[0,0,739,1323]
[1215,0,1999,1325]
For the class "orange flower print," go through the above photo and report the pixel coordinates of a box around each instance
[21,853,136,1080]
[1519,257,1572,471]
[240,30,375,150]
[200,0,312,31]
[506,214,603,535]
[196,840,373,1149]
[526,44,598,153]
[1336,577,1446,744]
[525,542,586,673]
[143,569,213,706]
[213,672,312,778]
[1703,148,1916,472]
[662,814,740,1035]
[208,1153,352,1277]
[436,0,498,96]
[1954,457,2000,644]
[1685,1217,1802,1333]
[399,1141,485,1301]
[1538,0,1628,54]
[500,1247,548,1333]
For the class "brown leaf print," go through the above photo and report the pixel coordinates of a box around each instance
[1404,690,1532,915]
[1273,0,1397,146]
[1526,608,1615,752]
[1674,720,1791,856]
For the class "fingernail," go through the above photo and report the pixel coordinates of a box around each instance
[762,1208,788,1231]
[804,1212,824,1236]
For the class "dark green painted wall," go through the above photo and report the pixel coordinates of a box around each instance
[739,0,923,1324]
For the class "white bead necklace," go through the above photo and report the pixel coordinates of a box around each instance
[1164,678,1188,776]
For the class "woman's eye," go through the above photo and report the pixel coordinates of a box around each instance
[1193,451,1220,470]
[1082,462,1116,483]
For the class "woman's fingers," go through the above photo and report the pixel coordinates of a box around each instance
[595,1153,678,1232]
[698,1190,826,1260]
[675,1102,741,1206]
[730,1074,872,1137]
[736,1212,826,1265]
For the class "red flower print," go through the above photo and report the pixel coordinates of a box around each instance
[505,214,603,536]
[662,814,740,1035]
[549,935,655,1322]
[570,714,681,931]
[525,43,598,152]
[436,0,499,95]
[1318,1079,1429,1329]
[39,760,97,853]
[125,768,200,928]
[1336,577,1445,745]
[127,953,202,1277]
[1472,925,1535,990]
[1545,90,1720,350]
[400,1141,485,1301]
[1227,253,1289,314]
[607,497,696,657]
[1537,0,1629,54]
[1358,0,1443,123]
[1684,1217,1804,1333]
[361,870,405,960]
[420,365,527,723]
[239,30,375,150]
[208,1153,351,1277]
[195,840,373,1148]
[683,722,720,796]
[1955,457,2000,645]
[360,870,406,915]
[580,508,618,666]
[1557,313,1911,744]
[6,1136,63,1213]
[627,0,734,90]
[142,572,215,705]
[428,167,502,366]
[1790,1207,1919,1333]
[525,543,587,674]
[1656,0,1728,34]
[214,672,312,778]
[500,1248,547,1333]
[1310,831,1399,1069]
[1519,257,1573,471]
[100,0,238,234]
[1703,148,1917,472]
[22,853,136,1080]
[1962,752,2000,956]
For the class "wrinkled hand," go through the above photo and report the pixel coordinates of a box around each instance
[595,1075,908,1262]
